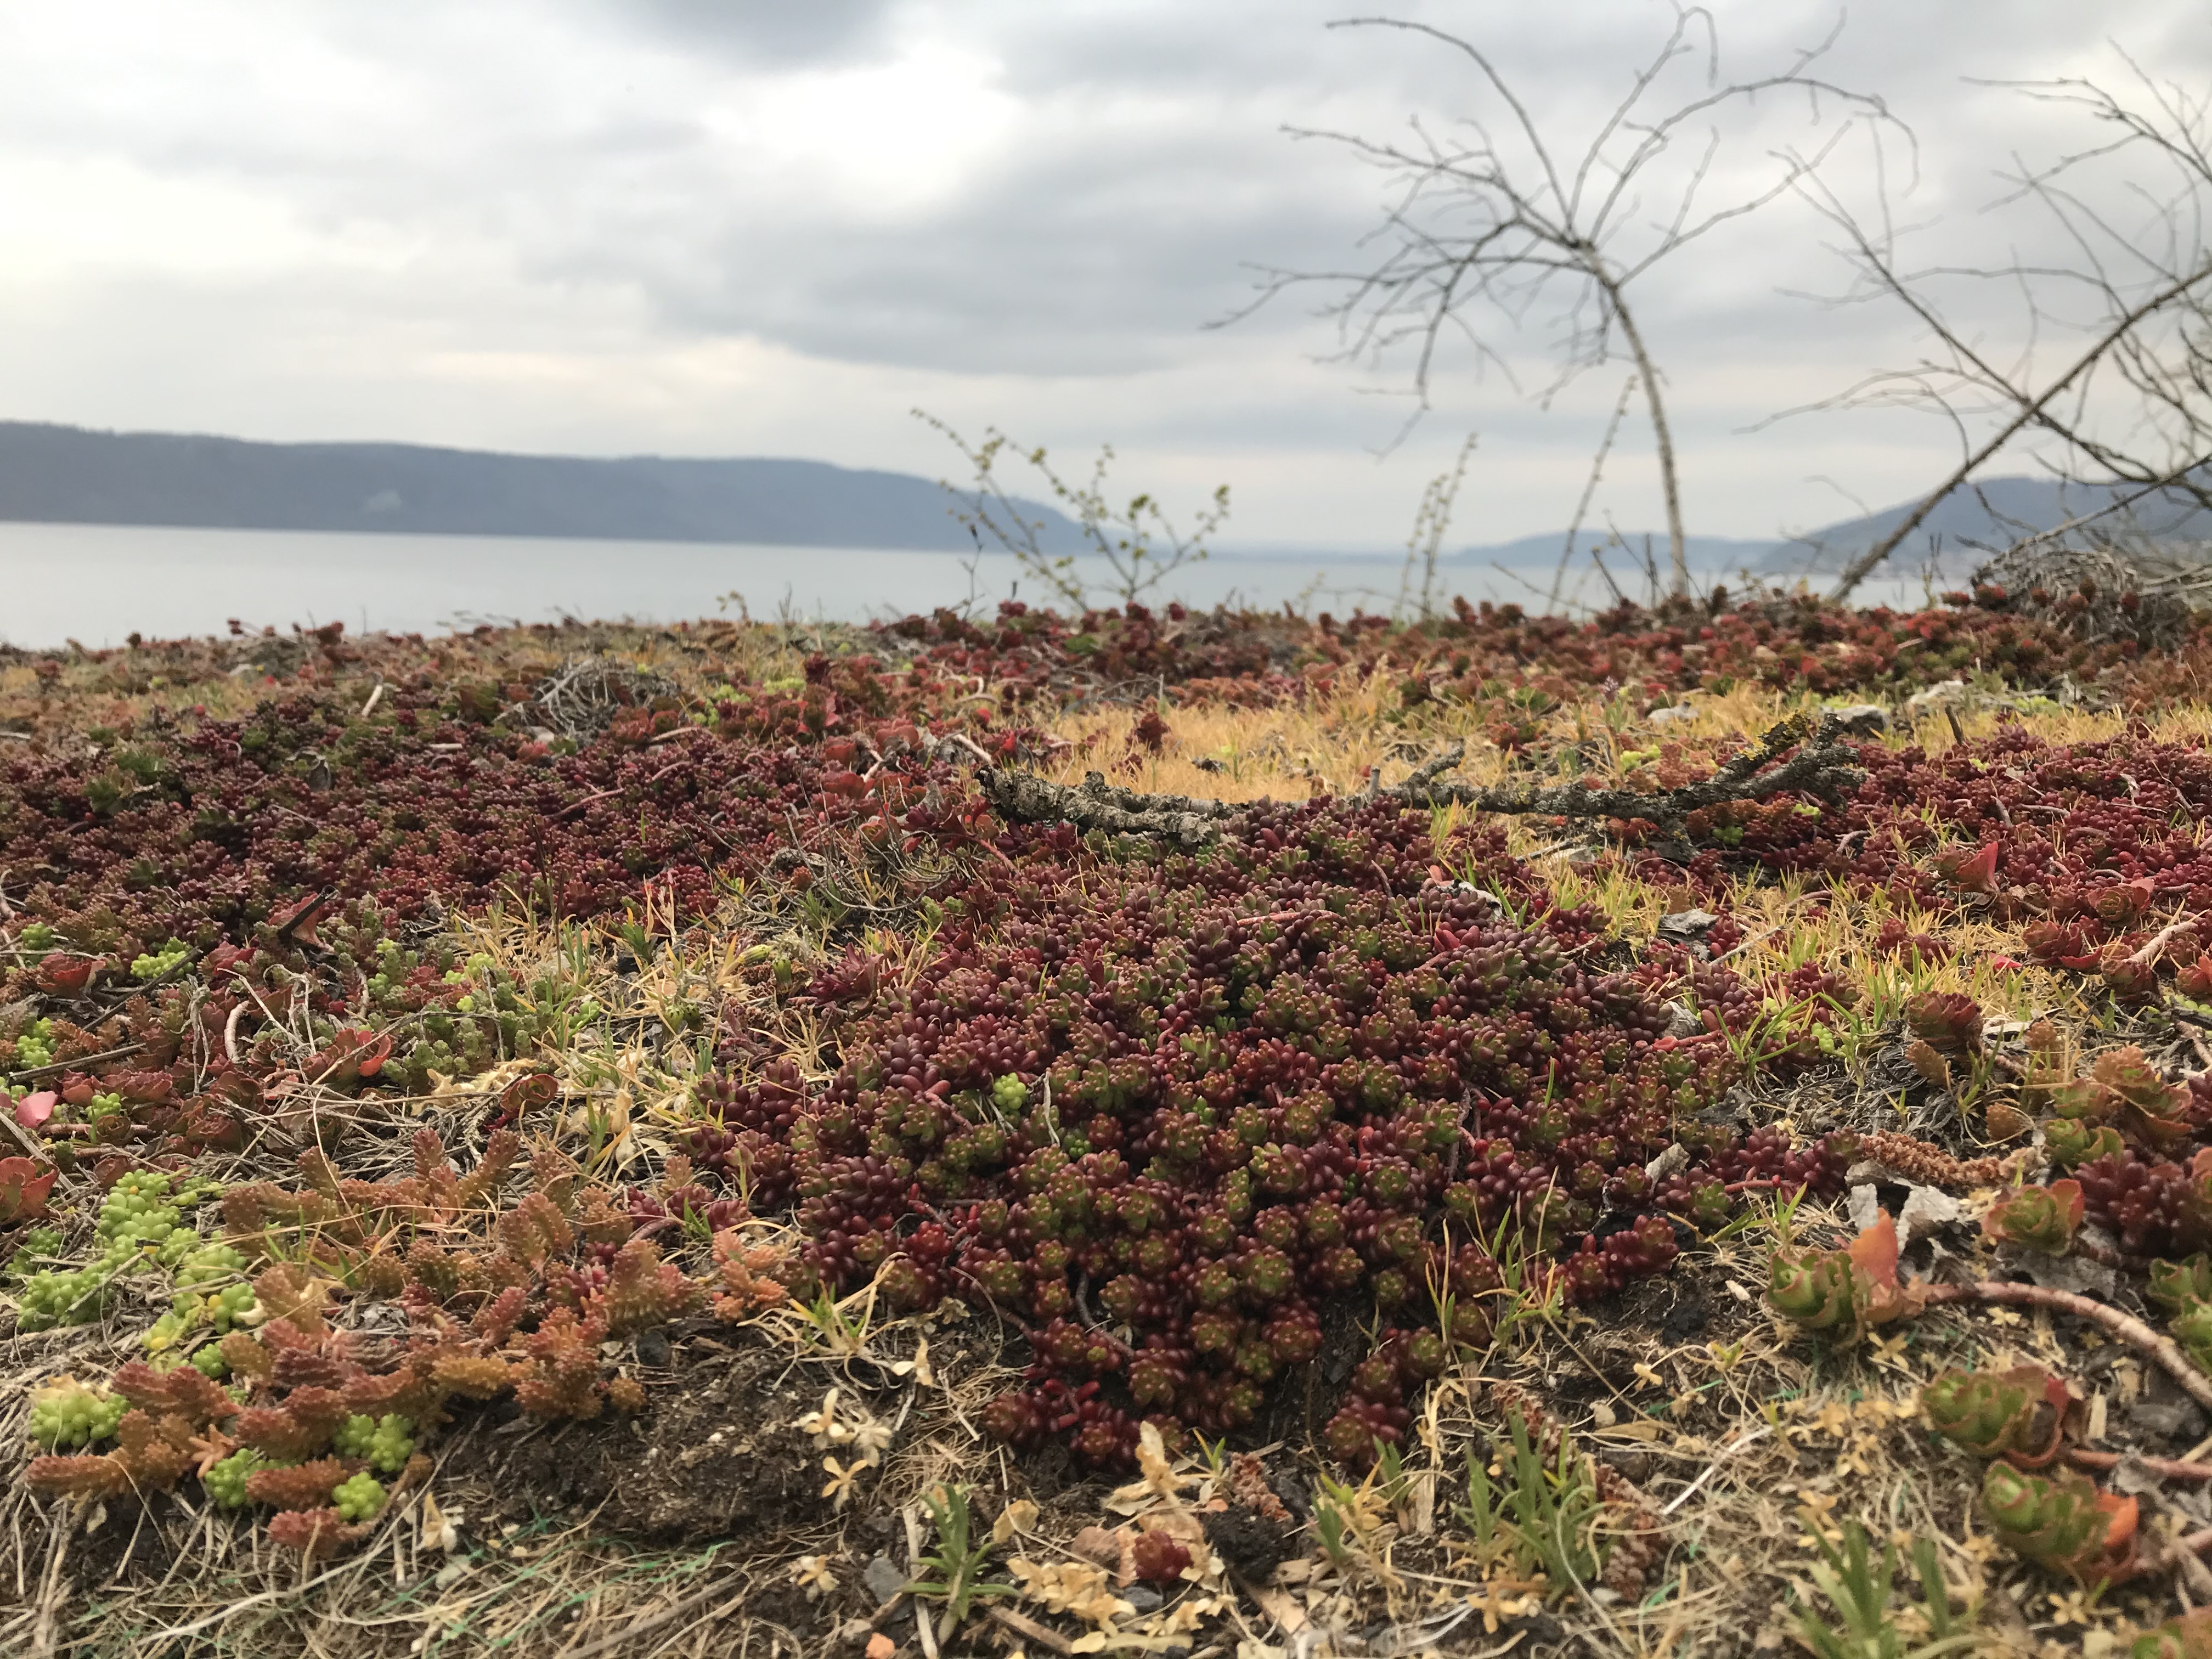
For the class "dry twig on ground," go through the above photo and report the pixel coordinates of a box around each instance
[975,712,1863,843]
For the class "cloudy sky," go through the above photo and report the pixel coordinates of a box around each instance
[0,0,2205,550]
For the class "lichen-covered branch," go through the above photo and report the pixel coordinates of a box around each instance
[1397,710,1864,827]
[975,712,1864,843]
[973,768,1235,848]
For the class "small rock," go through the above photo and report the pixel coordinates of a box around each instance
[1124,1585,1163,1614]
[1661,1001,1700,1039]
[1906,679,1968,711]
[1845,1158,1927,1189]
[1895,1183,1965,1250]
[1829,704,1889,733]
[2129,1398,2207,1442]
[1598,1445,1654,1484]
[1847,1183,1882,1234]
[634,1329,673,1369]
[1658,909,1719,938]
[1069,1526,1125,1570]
[863,1556,906,1606]
[2016,1250,2120,1300]
[1650,704,1698,725]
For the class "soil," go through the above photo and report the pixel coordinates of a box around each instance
[1202,1504,1293,1581]
[438,1329,833,1545]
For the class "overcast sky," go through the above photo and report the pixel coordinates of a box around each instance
[0,1,2206,549]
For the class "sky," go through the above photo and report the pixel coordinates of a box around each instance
[0,0,2206,551]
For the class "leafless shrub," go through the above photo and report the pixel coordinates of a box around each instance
[1222,7,1903,598]
[533,655,681,741]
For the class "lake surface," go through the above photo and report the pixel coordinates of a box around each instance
[0,521,1932,649]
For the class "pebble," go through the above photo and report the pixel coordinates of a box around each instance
[864,1556,907,1605]
[1905,679,1967,710]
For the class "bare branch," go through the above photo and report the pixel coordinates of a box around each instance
[1826,259,2212,600]
[913,413,1231,610]
[1224,10,1904,600]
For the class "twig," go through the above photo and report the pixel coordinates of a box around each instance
[1659,1425,1772,1515]
[8,1042,147,1082]
[1921,1280,2212,1414]
[2128,911,2205,969]
[988,1606,1073,1655]
[2,1113,44,1160]
[1829,261,2212,601]
[552,1573,744,1659]
[2064,1448,2212,1482]
[975,769,1234,849]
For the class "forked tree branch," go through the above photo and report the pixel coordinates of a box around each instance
[1219,8,1903,601]
[1826,258,2212,600]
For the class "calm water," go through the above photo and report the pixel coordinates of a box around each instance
[0,521,1929,649]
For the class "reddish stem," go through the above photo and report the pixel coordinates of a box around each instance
[2064,1448,2212,1482]
[2067,1233,2148,1271]
[1921,1280,2212,1415]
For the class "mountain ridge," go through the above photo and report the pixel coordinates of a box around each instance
[2,420,2205,572]
[0,421,1082,552]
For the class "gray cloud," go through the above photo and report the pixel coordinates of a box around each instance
[0,0,2207,548]
[605,0,904,66]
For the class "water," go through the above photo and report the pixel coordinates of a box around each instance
[0,521,1933,649]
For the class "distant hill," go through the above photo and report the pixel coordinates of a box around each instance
[1452,476,2212,580]
[0,422,1081,551]
[1451,531,1779,570]
[9,421,2207,579]
[1753,476,2212,575]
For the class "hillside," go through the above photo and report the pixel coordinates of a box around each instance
[0,421,1081,551]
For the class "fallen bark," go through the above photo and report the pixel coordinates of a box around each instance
[975,711,1864,843]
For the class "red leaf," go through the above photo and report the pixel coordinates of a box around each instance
[1946,843,2001,894]
[1846,1211,1900,1290]
[14,1091,56,1130]
[35,955,97,994]
[0,1156,58,1223]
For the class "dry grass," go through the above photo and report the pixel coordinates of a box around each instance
[12,659,2212,1656]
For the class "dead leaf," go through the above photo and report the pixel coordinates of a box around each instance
[1009,1558,1134,1628]
[1407,1470,1436,1537]
[1107,1420,1192,1516]
[991,1498,1040,1548]
[1847,1183,1881,1234]
[1240,1575,1308,1636]
[1138,1510,1205,1544]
